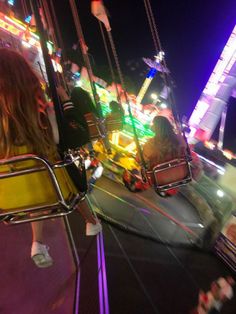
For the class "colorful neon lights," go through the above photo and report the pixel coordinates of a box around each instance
[0,15,40,49]
[189,25,236,138]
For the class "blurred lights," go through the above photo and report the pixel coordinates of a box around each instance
[189,25,236,138]
[205,141,216,150]
[155,51,165,62]
[75,80,82,87]
[21,40,31,48]
[25,15,32,24]
[160,103,167,109]
[51,59,62,73]
[198,155,225,174]
[217,190,224,198]
[47,42,54,55]
[217,169,225,176]
[222,150,234,160]
[150,93,158,100]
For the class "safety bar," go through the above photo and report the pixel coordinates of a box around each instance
[105,117,123,132]
[84,113,105,140]
[145,158,192,192]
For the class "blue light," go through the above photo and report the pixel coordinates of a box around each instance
[146,68,157,79]
[8,0,15,6]
[25,15,32,24]
[72,72,81,80]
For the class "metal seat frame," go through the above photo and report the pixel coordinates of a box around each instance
[0,154,85,224]
[84,113,105,140]
[105,117,123,132]
[144,157,192,193]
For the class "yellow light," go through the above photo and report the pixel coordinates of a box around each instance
[222,150,233,160]
[0,16,40,48]
[111,132,119,146]
[204,141,216,150]
[150,93,158,100]
[21,40,31,48]
[51,59,63,73]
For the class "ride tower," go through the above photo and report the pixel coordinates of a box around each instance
[188,25,236,146]
[136,51,168,105]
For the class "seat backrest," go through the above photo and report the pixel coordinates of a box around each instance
[146,158,191,190]
[105,113,123,132]
[84,113,104,139]
[0,154,84,224]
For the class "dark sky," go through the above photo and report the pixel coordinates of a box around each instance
[53,0,236,152]
[15,0,236,150]
[51,0,236,118]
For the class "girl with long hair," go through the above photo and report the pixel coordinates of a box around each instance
[0,49,101,268]
[142,115,186,168]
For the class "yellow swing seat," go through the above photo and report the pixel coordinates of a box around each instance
[0,153,84,224]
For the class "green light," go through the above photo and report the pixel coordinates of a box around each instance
[123,116,154,138]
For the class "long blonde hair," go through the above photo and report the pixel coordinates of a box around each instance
[0,48,56,158]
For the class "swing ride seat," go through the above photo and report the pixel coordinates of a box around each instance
[0,154,85,225]
[144,157,192,194]
[105,114,123,132]
[84,112,105,140]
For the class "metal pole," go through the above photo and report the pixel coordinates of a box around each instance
[217,104,228,150]
[30,0,65,151]
[68,0,103,119]
[107,30,147,168]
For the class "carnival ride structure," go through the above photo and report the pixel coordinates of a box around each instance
[0,2,236,314]
[189,24,236,149]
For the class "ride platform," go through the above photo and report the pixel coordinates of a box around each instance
[0,176,235,313]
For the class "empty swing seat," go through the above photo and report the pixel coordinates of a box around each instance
[0,153,85,224]
[145,157,192,193]
[84,113,105,140]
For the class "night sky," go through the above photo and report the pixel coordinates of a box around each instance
[15,0,236,150]
[52,0,236,116]
[53,0,236,150]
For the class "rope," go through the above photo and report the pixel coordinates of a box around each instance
[48,0,69,90]
[29,0,66,151]
[39,0,68,89]
[41,0,57,45]
[143,0,159,55]
[143,0,192,158]
[106,30,147,168]
[98,21,121,104]
[21,0,28,18]
[143,0,177,126]
[49,0,66,54]
[69,0,103,119]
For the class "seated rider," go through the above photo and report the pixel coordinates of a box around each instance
[107,100,124,119]
[105,100,124,132]
[135,115,187,195]
[70,84,112,154]
[0,49,102,268]
[57,85,104,191]
[140,115,186,169]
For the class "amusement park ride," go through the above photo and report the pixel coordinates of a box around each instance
[0,0,236,198]
[1,2,236,313]
[189,24,236,148]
